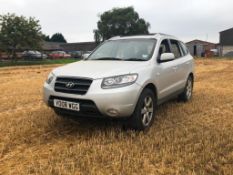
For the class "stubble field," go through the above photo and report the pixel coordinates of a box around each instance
[0,59,233,175]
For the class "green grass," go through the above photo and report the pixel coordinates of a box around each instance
[0,58,78,67]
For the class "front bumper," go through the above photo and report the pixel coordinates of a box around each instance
[43,78,142,117]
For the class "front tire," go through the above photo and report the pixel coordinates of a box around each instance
[127,88,156,131]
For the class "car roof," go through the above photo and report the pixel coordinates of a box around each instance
[109,33,178,41]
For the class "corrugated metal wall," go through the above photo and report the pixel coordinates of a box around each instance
[220,28,233,46]
[186,43,204,57]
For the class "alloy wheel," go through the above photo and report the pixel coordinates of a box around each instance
[141,96,154,126]
[186,79,193,99]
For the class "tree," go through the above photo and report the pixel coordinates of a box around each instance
[93,29,101,44]
[0,13,43,60]
[94,7,150,42]
[50,33,67,43]
[42,34,50,42]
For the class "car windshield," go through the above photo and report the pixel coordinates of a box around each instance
[88,39,156,61]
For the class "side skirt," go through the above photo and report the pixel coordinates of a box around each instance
[157,88,184,106]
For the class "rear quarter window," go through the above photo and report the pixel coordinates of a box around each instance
[179,42,189,56]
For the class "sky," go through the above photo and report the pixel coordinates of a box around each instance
[0,0,232,43]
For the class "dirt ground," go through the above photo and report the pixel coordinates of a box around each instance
[0,59,233,175]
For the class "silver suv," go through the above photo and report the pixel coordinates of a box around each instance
[43,33,194,130]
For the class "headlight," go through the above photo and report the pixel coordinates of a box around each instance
[101,74,138,89]
[46,72,55,84]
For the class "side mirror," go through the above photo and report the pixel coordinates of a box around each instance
[160,53,175,62]
[82,53,90,59]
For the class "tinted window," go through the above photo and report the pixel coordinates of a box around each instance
[170,40,181,58]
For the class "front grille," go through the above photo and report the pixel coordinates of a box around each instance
[54,77,92,95]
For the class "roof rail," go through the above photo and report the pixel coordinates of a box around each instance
[148,33,158,35]
[112,33,157,38]
[109,33,175,39]
[156,33,174,37]
[109,36,121,40]
[126,33,157,36]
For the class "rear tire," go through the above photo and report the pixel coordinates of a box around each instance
[178,76,193,102]
[126,88,156,131]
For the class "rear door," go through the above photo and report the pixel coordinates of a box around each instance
[179,41,193,83]
[170,40,191,90]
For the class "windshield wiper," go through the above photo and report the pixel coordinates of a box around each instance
[93,57,123,61]
[124,58,147,61]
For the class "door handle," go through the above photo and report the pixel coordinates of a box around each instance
[186,62,190,65]
[172,66,178,70]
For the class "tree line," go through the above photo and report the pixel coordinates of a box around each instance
[43,33,67,43]
[0,7,150,60]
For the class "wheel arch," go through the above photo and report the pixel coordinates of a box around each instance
[139,83,158,103]
[188,72,194,82]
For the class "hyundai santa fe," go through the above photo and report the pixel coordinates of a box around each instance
[43,33,194,131]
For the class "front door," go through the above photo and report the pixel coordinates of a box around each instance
[155,39,180,99]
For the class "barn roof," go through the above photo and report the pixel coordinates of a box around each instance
[41,41,63,51]
[41,41,98,52]
[220,27,233,33]
[186,39,216,45]
[60,42,98,52]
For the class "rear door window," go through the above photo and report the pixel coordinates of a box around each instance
[170,40,182,58]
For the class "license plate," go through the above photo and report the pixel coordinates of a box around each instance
[53,99,80,111]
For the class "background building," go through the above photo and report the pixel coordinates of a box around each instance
[60,42,98,52]
[219,27,233,57]
[186,40,217,57]
[41,41,63,52]
[42,41,98,53]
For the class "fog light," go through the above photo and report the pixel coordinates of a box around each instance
[107,108,119,117]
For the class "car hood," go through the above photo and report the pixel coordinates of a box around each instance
[53,60,147,79]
